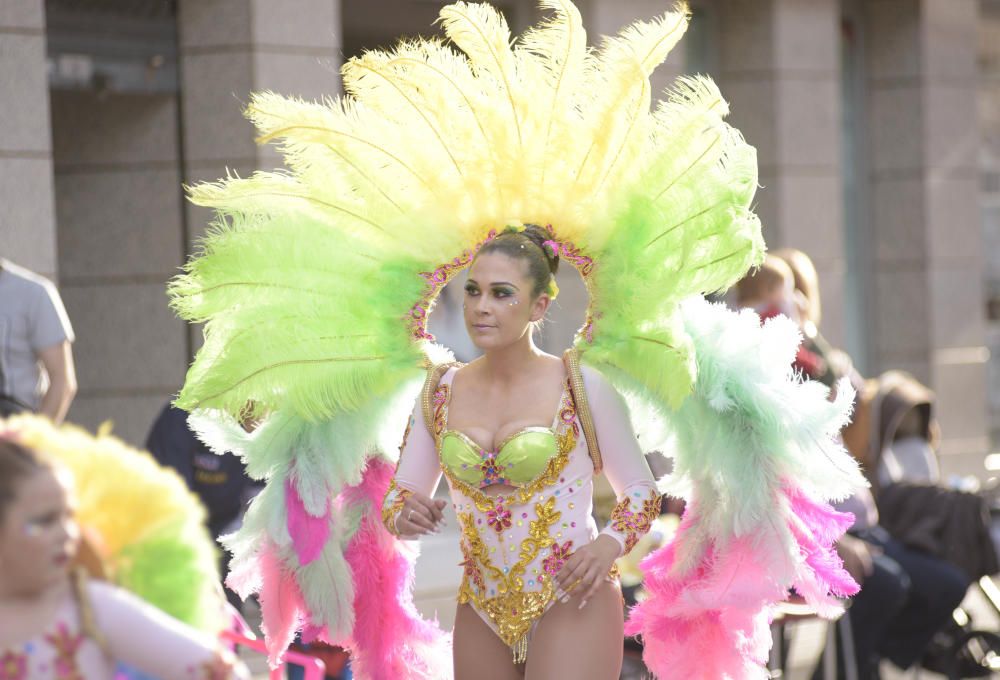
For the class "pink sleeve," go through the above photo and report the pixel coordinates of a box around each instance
[582,366,661,556]
[89,582,248,680]
[381,396,443,537]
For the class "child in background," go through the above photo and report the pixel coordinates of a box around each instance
[0,435,250,680]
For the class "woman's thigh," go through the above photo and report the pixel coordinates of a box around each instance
[453,603,524,680]
[524,581,624,680]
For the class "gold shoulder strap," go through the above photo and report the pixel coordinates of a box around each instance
[421,361,460,435]
[563,348,603,474]
[71,567,111,657]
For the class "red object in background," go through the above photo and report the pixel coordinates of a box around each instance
[289,642,350,677]
[220,630,327,680]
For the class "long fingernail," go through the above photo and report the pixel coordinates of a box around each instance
[579,599,588,610]
[561,596,570,604]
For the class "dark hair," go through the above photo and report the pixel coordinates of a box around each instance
[476,223,560,298]
[734,254,792,306]
[0,438,53,523]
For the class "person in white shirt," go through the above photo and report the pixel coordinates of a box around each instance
[0,259,76,423]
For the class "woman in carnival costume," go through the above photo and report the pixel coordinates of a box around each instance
[0,414,248,679]
[169,2,867,678]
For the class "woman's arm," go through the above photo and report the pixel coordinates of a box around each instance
[36,340,76,424]
[381,399,445,538]
[582,366,661,556]
[89,581,248,680]
[554,366,661,608]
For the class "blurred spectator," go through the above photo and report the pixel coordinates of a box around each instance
[735,254,833,383]
[146,403,261,611]
[864,370,997,581]
[734,253,799,320]
[0,258,76,422]
[867,371,940,489]
[772,247,864,392]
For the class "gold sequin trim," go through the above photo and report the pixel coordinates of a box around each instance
[609,487,661,554]
[431,383,449,443]
[421,362,461,437]
[381,479,412,537]
[563,348,602,474]
[71,567,109,656]
[457,496,561,651]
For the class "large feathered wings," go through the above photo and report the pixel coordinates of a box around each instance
[170,2,861,677]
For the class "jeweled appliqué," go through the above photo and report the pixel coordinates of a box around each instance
[0,651,27,680]
[542,540,574,576]
[609,487,661,553]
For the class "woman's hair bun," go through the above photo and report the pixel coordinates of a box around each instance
[521,223,559,275]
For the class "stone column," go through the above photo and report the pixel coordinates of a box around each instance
[177,0,343,247]
[981,0,1000,449]
[0,0,57,278]
[715,0,847,346]
[51,91,188,446]
[865,0,987,473]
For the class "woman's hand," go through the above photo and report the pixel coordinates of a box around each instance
[555,534,621,610]
[395,490,447,538]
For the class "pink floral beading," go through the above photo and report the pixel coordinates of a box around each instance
[46,623,84,680]
[487,503,512,534]
[542,540,575,576]
[478,450,508,487]
[0,651,27,680]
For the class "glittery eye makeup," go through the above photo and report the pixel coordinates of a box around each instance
[23,519,46,537]
[22,510,68,537]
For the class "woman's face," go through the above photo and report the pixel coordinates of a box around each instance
[0,467,78,597]
[463,252,550,351]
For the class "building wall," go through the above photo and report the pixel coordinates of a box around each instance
[981,0,1000,451]
[178,0,343,248]
[0,0,57,279]
[712,0,848,351]
[862,0,987,476]
[38,1,346,445]
[51,91,188,445]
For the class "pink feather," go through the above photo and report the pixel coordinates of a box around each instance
[785,486,859,614]
[627,539,773,679]
[285,479,331,565]
[628,487,858,679]
[340,458,452,680]
[258,541,307,667]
